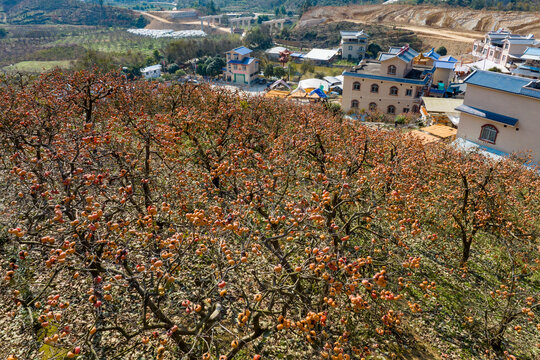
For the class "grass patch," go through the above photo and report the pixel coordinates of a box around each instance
[3,60,73,72]
[50,29,173,56]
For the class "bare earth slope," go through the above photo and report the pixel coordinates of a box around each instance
[300,4,540,38]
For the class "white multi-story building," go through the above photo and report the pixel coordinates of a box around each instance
[472,29,539,68]
[340,31,369,62]
[141,64,162,79]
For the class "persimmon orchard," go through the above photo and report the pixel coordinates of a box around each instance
[0,71,538,360]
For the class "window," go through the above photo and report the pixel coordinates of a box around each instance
[403,108,409,113]
[348,46,353,51]
[504,43,509,49]
[369,102,377,111]
[412,105,419,113]
[233,65,237,70]
[370,84,379,93]
[406,89,412,96]
[389,86,398,96]
[387,65,397,75]
[352,82,361,90]
[387,105,396,114]
[479,124,498,143]
[502,55,507,62]
[351,100,359,108]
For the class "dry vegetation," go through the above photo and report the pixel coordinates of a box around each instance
[0,71,538,360]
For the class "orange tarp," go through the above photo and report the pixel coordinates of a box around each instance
[420,124,457,139]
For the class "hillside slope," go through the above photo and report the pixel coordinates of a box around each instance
[1,0,143,26]
[299,4,540,37]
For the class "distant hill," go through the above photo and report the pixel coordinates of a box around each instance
[176,0,540,12]
[175,0,378,13]
[2,0,145,26]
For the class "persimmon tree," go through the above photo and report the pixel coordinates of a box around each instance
[0,70,538,360]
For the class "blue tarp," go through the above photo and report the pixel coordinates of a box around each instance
[309,88,328,99]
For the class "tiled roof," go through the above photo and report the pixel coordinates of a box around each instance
[521,47,540,60]
[455,104,519,126]
[439,55,458,62]
[511,64,540,77]
[463,70,540,99]
[343,71,430,85]
[434,60,455,69]
[505,38,537,45]
[141,64,162,72]
[423,48,440,60]
[228,57,257,65]
[304,48,339,61]
[231,46,253,55]
[378,45,418,63]
[265,46,287,55]
[340,30,369,38]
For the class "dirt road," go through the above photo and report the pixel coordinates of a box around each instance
[395,25,481,43]
[136,10,172,24]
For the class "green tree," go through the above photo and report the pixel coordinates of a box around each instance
[366,43,382,59]
[264,64,275,77]
[153,49,162,63]
[205,56,226,77]
[273,66,286,78]
[436,46,448,56]
[135,15,147,29]
[288,63,297,79]
[300,60,314,75]
[243,26,273,50]
[167,63,180,74]
[257,15,269,24]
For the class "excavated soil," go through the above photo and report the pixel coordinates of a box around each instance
[300,4,540,36]
[299,4,540,54]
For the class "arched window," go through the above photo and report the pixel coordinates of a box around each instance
[351,100,359,108]
[369,102,377,111]
[479,124,498,143]
[389,86,398,96]
[370,84,379,93]
[352,82,361,91]
[387,65,397,75]
[387,105,396,114]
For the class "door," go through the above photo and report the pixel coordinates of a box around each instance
[235,74,245,84]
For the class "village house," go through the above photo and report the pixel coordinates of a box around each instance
[265,46,288,61]
[140,64,162,79]
[512,47,540,79]
[472,29,539,68]
[340,31,369,61]
[224,46,260,86]
[341,45,433,115]
[455,70,540,161]
[304,48,340,65]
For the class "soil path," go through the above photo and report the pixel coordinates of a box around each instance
[136,10,173,24]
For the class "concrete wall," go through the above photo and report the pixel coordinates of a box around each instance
[457,84,540,161]
[433,68,453,87]
[381,57,410,78]
[342,42,366,61]
[342,75,423,114]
